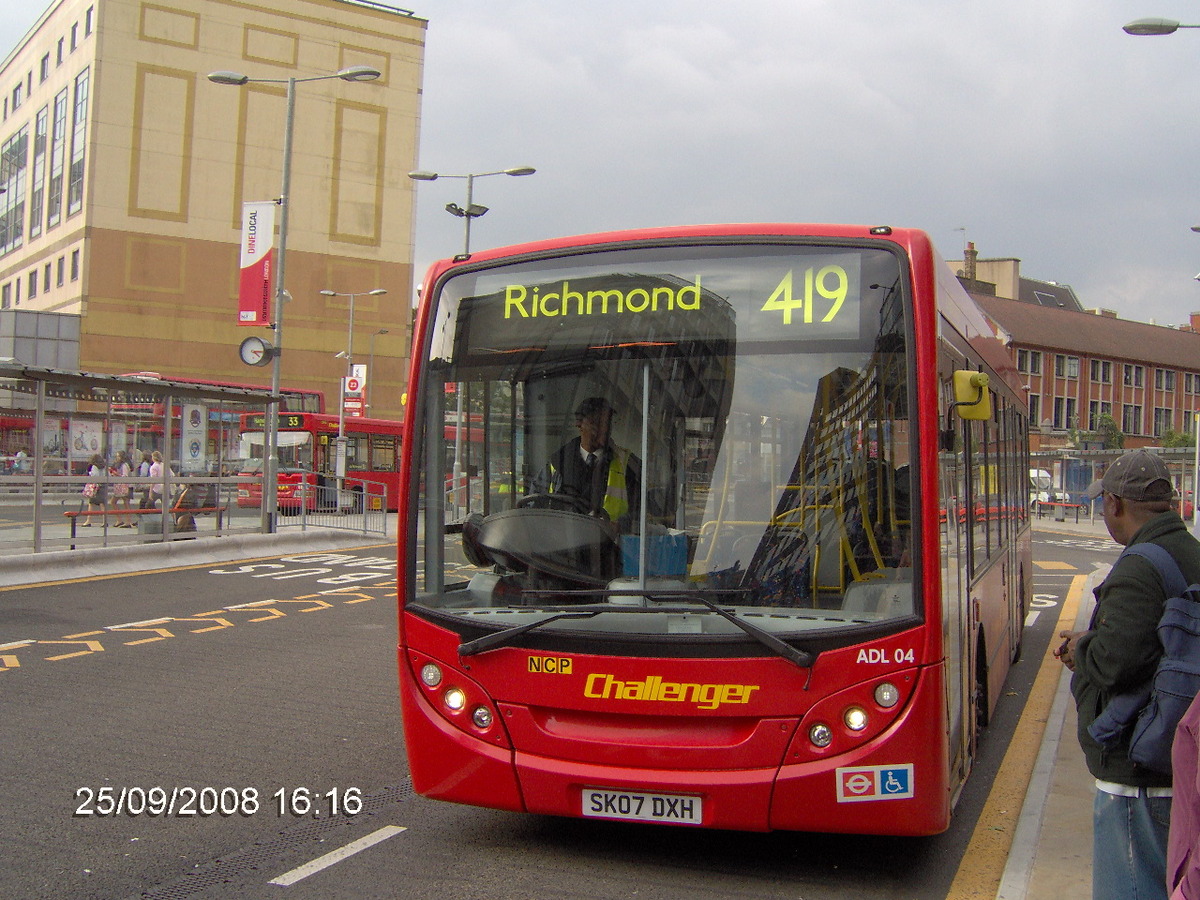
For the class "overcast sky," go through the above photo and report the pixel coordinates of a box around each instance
[5,1,1200,325]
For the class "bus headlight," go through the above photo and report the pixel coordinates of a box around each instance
[809,723,833,748]
[472,706,494,729]
[420,663,442,687]
[875,682,901,708]
[444,688,466,711]
[844,707,868,732]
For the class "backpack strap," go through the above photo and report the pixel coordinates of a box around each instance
[1121,543,1188,599]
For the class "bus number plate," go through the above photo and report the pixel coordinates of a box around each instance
[582,788,702,825]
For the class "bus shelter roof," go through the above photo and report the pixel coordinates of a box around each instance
[0,362,278,405]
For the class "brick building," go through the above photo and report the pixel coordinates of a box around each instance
[949,245,1200,452]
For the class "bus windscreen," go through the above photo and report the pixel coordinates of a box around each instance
[414,242,915,641]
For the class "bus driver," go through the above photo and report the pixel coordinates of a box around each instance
[533,397,641,529]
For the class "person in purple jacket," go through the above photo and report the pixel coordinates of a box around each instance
[1170,693,1200,900]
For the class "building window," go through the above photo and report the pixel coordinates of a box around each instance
[56,39,64,66]
[1155,369,1177,391]
[28,106,47,241]
[85,7,94,36]
[70,249,80,281]
[28,271,36,299]
[42,263,50,293]
[1018,349,1042,375]
[1029,395,1041,427]
[39,54,49,83]
[56,256,64,287]
[1089,400,1113,430]
[1,283,9,309]
[46,88,67,230]
[12,82,22,112]
[14,277,20,306]
[1123,403,1143,435]
[1090,359,1112,384]
[1055,354,1079,378]
[70,24,78,52]
[1124,364,1145,388]
[66,69,88,217]
[1154,407,1174,437]
[0,126,30,257]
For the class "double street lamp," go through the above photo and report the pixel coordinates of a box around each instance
[209,64,380,530]
[321,288,387,490]
[406,166,536,255]
[406,165,536,516]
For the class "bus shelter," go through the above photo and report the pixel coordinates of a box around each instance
[0,363,275,554]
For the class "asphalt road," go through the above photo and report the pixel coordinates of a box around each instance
[0,529,1116,899]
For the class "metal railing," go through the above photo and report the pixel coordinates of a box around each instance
[276,479,389,536]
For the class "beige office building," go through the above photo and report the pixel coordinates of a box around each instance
[0,0,424,419]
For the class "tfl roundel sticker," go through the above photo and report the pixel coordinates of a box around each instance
[835,764,914,802]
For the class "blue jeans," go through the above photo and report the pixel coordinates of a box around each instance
[1093,787,1172,900]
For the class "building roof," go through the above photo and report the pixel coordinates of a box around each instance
[974,294,1200,367]
[1017,279,1083,311]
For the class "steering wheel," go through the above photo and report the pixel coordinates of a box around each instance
[516,492,593,515]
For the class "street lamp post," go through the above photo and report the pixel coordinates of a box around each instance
[367,328,389,411]
[209,64,380,531]
[321,288,387,495]
[406,166,535,517]
[406,166,536,255]
[1124,18,1200,35]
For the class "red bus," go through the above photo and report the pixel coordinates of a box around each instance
[237,411,402,511]
[397,224,1031,835]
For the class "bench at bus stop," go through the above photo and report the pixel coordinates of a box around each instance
[62,505,227,549]
[1034,500,1084,523]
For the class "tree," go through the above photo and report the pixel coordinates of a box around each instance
[1094,414,1124,450]
[1161,429,1196,449]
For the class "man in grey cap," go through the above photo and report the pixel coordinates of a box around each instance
[1056,448,1200,900]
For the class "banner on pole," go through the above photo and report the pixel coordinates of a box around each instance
[238,201,276,326]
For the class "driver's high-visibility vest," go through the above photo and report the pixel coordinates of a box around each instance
[548,448,630,521]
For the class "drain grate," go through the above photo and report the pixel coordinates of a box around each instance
[134,781,415,899]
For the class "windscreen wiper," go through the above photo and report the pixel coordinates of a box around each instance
[635,588,816,671]
[458,610,601,657]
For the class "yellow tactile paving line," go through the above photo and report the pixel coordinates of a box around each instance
[945,572,1087,899]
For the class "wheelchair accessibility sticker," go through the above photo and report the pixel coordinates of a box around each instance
[835,764,914,802]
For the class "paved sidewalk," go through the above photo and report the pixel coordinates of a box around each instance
[1001,513,1111,900]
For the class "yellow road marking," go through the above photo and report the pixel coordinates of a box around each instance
[1033,561,1076,570]
[173,616,234,633]
[108,625,175,645]
[1,570,393,673]
[41,638,106,661]
[282,594,333,612]
[945,573,1087,899]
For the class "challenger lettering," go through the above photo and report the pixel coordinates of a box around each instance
[504,278,703,319]
[584,673,760,710]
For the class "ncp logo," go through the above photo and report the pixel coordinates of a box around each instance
[835,764,914,803]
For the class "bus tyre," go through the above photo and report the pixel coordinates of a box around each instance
[1012,574,1026,664]
[974,638,990,730]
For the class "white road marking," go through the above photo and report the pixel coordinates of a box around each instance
[1024,610,1040,627]
[268,825,407,887]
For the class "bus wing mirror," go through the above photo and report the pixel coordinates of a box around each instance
[951,370,991,421]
